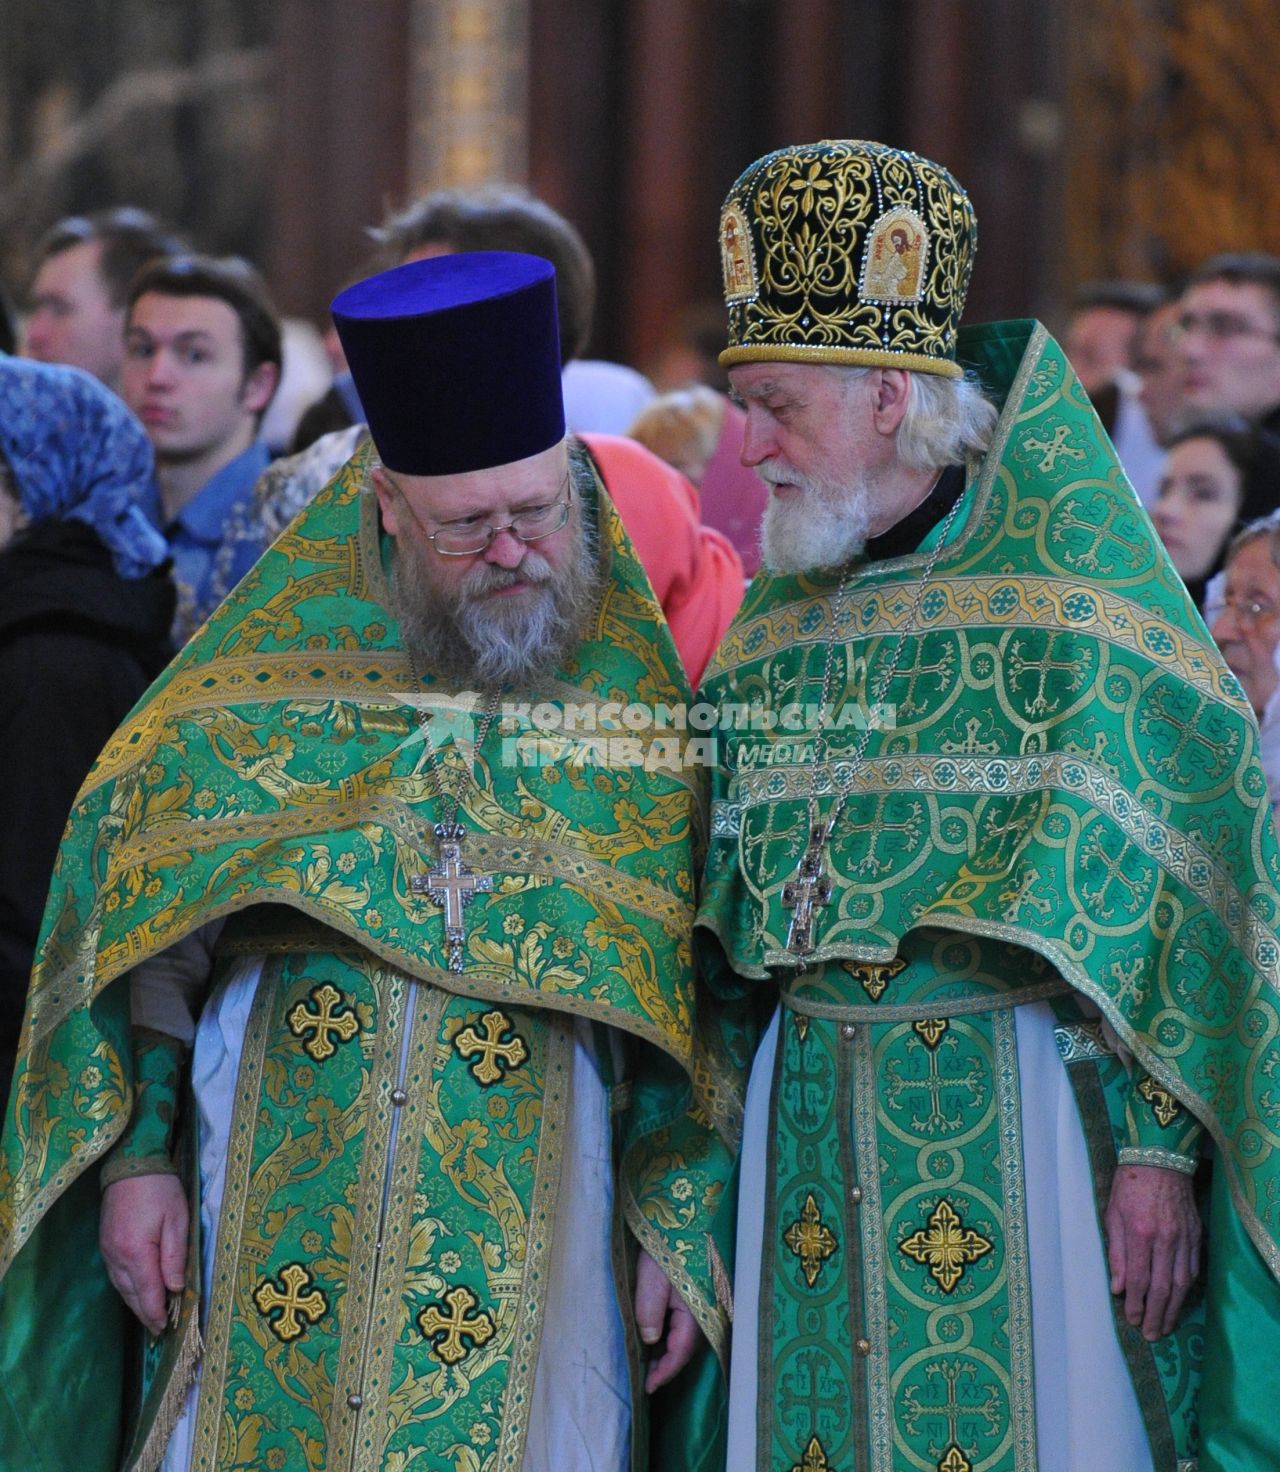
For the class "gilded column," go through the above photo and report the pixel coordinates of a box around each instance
[408,0,530,193]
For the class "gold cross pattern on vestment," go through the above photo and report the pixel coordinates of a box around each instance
[898,1197,993,1293]
[789,1435,836,1472]
[411,822,492,973]
[454,1009,529,1086]
[253,1263,328,1342]
[783,822,835,955]
[782,1192,839,1288]
[417,1284,497,1364]
[287,983,359,1061]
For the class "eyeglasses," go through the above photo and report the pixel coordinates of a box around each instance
[1210,594,1280,627]
[1171,312,1280,347]
[383,469,573,556]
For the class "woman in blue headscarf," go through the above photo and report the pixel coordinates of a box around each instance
[0,357,175,1100]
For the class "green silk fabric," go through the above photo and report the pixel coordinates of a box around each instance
[695,320,1280,1467]
[0,442,745,1471]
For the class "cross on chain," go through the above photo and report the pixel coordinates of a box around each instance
[454,1010,529,1085]
[417,1285,496,1364]
[783,822,835,955]
[253,1264,328,1342]
[411,822,492,974]
[287,983,359,1061]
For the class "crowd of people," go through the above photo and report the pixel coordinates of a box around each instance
[1,138,1279,1472]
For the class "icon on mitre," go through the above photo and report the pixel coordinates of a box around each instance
[721,204,758,303]
[861,208,929,303]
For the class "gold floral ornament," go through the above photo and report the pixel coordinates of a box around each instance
[718,138,975,377]
[899,1198,993,1293]
[783,1192,839,1288]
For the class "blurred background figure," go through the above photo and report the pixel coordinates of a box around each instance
[1210,513,1280,815]
[627,385,766,577]
[1151,419,1280,612]
[19,208,186,392]
[0,358,173,1101]
[1175,253,1280,443]
[1131,298,1186,454]
[1064,280,1169,506]
[370,185,655,435]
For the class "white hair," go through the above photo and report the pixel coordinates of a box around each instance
[834,364,998,470]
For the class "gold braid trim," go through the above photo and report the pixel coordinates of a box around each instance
[719,343,963,376]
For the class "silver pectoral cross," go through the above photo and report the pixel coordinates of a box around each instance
[782,821,835,956]
[411,822,492,973]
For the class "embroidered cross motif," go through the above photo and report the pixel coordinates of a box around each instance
[1137,1074,1181,1128]
[783,1193,839,1288]
[899,1198,993,1293]
[913,1018,949,1049]
[287,983,359,1061]
[939,1447,973,1472]
[1022,421,1086,473]
[411,822,493,973]
[453,1010,529,1086]
[843,955,907,1001]
[417,1285,497,1364]
[253,1264,328,1342]
[789,1436,835,1472]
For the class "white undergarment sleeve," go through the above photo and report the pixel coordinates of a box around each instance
[128,918,226,1044]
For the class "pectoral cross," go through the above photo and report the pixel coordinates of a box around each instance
[783,821,835,956]
[411,822,492,973]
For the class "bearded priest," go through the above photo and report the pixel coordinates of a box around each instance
[0,252,745,1472]
[697,140,1280,1472]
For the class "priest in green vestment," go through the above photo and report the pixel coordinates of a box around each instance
[696,140,1280,1472]
[0,252,744,1472]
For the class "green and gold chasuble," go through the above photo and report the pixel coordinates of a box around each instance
[0,442,746,1472]
[695,321,1280,1472]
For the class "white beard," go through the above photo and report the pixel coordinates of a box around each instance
[757,464,875,574]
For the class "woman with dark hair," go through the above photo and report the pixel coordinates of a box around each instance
[0,357,173,1100]
[1151,417,1280,611]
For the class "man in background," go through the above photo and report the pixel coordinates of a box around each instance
[21,207,185,391]
[122,253,281,641]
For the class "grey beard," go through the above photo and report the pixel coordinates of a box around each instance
[758,469,874,574]
[388,513,600,690]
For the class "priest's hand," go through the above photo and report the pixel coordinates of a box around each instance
[635,1248,702,1391]
[100,1173,189,1335]
[1105,1162,1201,1341]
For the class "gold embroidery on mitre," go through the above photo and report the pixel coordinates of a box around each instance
[783,1192,839,1288]
[721,202,758,303]
[898,1197,993,1293]
[1137,1073,1181,1128]
[861,206,930,304]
